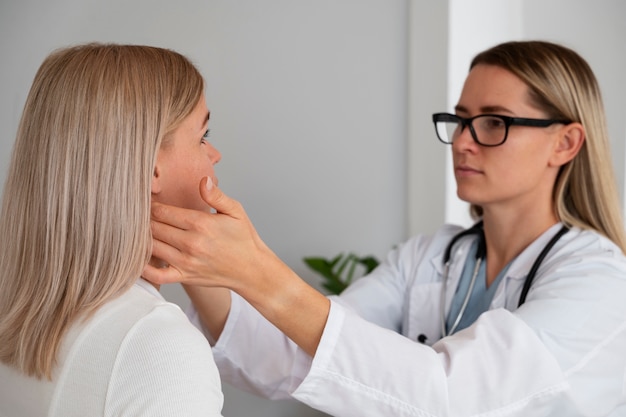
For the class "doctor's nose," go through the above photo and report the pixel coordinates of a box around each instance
[452,124,478,151]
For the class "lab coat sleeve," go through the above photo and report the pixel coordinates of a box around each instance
[204,228,626,416]
[206,229,452,400]
[336,224,459,332]
[335,243,411,331]
[293,232,626,417]
[510,247,626,416]
[210,292,313,400]
[291,300,574,417]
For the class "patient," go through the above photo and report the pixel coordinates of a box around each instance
[0,43,224,417]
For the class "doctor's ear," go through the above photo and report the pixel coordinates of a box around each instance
[549,122,585,167]
[151,164,162,195]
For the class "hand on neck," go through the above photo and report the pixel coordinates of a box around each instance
[146,256,168,291]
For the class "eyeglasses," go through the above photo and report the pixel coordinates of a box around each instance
[432,112,571,147]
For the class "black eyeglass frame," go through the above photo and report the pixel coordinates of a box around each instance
[432,112,572,147]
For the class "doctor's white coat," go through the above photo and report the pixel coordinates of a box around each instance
[194,223,626,416]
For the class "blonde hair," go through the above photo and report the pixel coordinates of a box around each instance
[0,43,204,379]
[468,40,626,253]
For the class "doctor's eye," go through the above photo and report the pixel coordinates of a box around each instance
[479,116,506,131]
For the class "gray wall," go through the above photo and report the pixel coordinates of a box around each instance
[1,1,625,416]
[0,1,406,416]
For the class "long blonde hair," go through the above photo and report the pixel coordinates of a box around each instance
[469,40,626,253]
[0,43,204,379]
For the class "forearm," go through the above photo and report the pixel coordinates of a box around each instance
[232,250,330,357]
[183,285,231,342]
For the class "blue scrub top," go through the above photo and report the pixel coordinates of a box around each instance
[446,239,512,335]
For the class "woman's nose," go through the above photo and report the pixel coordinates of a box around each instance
[208,144,222,165]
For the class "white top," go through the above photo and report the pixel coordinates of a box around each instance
[0,279,223,417]
[201,224,626,416]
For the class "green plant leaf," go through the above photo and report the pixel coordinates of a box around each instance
[304,252,381,295]
[303,257,335,280]
[358,256,380,273]
[322,280,348,295]
[334,253,350,276]
[329,253,343,268]
[345,256,358,285]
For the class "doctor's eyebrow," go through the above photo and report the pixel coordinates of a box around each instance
[454,104,515,116]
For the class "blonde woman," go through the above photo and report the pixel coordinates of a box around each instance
[0,44,223,416]
[146,40,626,416]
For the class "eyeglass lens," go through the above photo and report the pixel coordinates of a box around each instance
[437,115,507,146]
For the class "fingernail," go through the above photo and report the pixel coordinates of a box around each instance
[206,176,213,191]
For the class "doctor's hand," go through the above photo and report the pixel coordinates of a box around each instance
[142,176,278,292]
[143,177,331,356]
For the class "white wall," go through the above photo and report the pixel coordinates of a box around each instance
[1,1,625,416]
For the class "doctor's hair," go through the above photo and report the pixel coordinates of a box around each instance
[0,43,204,379]
[468,40,626,253]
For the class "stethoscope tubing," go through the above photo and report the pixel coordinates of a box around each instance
[440,257,482,337]
[440,222,569,337]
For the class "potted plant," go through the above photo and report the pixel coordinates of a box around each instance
[303,252,379,295]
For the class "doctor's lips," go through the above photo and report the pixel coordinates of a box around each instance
[455,165,482,176]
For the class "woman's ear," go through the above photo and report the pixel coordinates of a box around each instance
[549,122,585,167]
[152,163,162,195]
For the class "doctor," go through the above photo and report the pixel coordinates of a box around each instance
[144,40,626,416]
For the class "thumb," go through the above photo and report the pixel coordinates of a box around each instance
[200,176,245,219]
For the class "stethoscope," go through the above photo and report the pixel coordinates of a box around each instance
[440,221,569,337]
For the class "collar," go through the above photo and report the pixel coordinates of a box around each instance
[135,277,165,300]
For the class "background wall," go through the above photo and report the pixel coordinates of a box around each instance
[1,1,625,416]
[0,1,406,416]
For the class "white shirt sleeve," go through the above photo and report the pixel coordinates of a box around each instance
[105,305,224,417]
